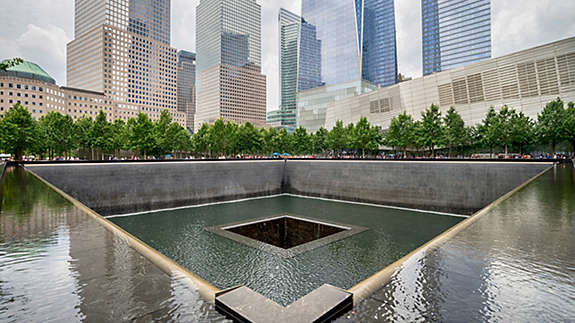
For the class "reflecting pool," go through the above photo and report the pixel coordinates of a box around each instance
[0,168,228,322]
[338,165,575,322]
[111,195,463,306]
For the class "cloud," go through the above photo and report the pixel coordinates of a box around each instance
[0,24,71,85]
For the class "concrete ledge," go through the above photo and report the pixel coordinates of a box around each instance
[26,168,221,304]
[347,164,554,305]
[215,284,353,323]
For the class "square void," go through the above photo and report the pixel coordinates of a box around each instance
[207,215,367,257]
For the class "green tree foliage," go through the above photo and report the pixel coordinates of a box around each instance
[537,98,566,155]
[292,127,311,155]
[510,111,534,155]
[111,119,129,155]
[38,111,75,159]
[0,58,24,71]
[167,123,192,158]
[327,121,347,153]
[192,123,211,156]
[496,106,515,155]
[131,113,156,158]
[311,127,329,155]
[477,107,499,154]
[261,127,278,155]
[420,104,444,156]
[564,102,575,154]
[91,111,113,159]
[385,112,414,155]
[237,122,263,155]
[276,128,292,154]
[0,104,38,160]
[443,107,467,157]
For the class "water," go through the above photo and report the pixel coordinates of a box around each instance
[0,168,228,322]
[110,195,463,306]
[338,165,575,322]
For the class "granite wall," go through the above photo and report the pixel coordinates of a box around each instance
[284,161,551,214]
[27,160,551,216]
[27,161,286,216]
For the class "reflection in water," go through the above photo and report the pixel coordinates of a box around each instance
[339,166,575,322]
[0,167,228,322]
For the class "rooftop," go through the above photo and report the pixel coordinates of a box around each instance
[0,60,56,85]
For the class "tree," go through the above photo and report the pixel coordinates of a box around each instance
[91,110,113,159]
[385,112,414,156]
[261,127,278,155]
[496,106,515,155]
[38,112,75,159]
[352,117,382,158]
[510,111,534,156]
[0,58,24,71]
[564,102,575,155]
[154,110,173,156]
[167,123,192,158]
[193,123,211,156]
[110,119,128,157]
[443,107,467,157]
[537,98,565,155]
[477,107,499,155]
[0,104,38,160]
[327,121,347,154]
[292,126,311,155]
[237,122,263,155]
[74,116,94,159]
[312,127,329,155]
[420,104,444,156]
[131,113,156,158]
[276,128,292,154]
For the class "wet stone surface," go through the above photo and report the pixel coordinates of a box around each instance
[0,168,229,323]
[336,166,575,322]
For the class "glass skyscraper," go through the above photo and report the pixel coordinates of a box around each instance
[128,0,171,45]
[300,0,398,88]
[422,0,491,76]
[177,50,196,131]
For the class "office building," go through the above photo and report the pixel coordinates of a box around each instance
[325,37,575,131]
[0,60,114,121]
[177,50,196,131]
[422,0,491,76]
[300,0,398,88]
[195,0,267,129]
[67,0,186,126]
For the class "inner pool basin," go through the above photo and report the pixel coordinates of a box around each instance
[109,195,464,306]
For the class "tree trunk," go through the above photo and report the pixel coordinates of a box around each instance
[572,141,575,157]
[91,148,95,161]
[519,144,523,156]
[362,146,365,159]
[505,144,508,156]
[15,147,23,161]
[552,141,556,156]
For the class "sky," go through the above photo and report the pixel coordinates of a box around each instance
[0,0,574,112]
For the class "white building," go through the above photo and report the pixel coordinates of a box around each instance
[325,37,575,130]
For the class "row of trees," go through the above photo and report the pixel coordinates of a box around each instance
[0,97,574,160]
[0,104,191,160]
[385,98,575,157]
[192,117,381,157]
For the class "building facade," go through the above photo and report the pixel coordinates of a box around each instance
[67,0,186,126]
[0,60,114,122]
[301,0,398,88]
[177,50,196,131]
[422,0,491,76]
[195,0,267,129]
[325,37,575,131]
[297,80,378,132]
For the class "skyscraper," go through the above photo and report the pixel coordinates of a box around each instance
[422,0,491,76]
[177,50,196,131]
[195,0,267,129]
[67,0,186,126]
[300,0,398,88]
[268,8,323,131]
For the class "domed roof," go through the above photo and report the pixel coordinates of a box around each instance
[1,60,56,85]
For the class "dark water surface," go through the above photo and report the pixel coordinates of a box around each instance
[338,165,575,322]
[111,195,463,306]
[0,168,228,322]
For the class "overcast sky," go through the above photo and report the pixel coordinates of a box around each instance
[0,0,573,112]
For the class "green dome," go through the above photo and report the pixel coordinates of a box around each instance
[1,60,56,85]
